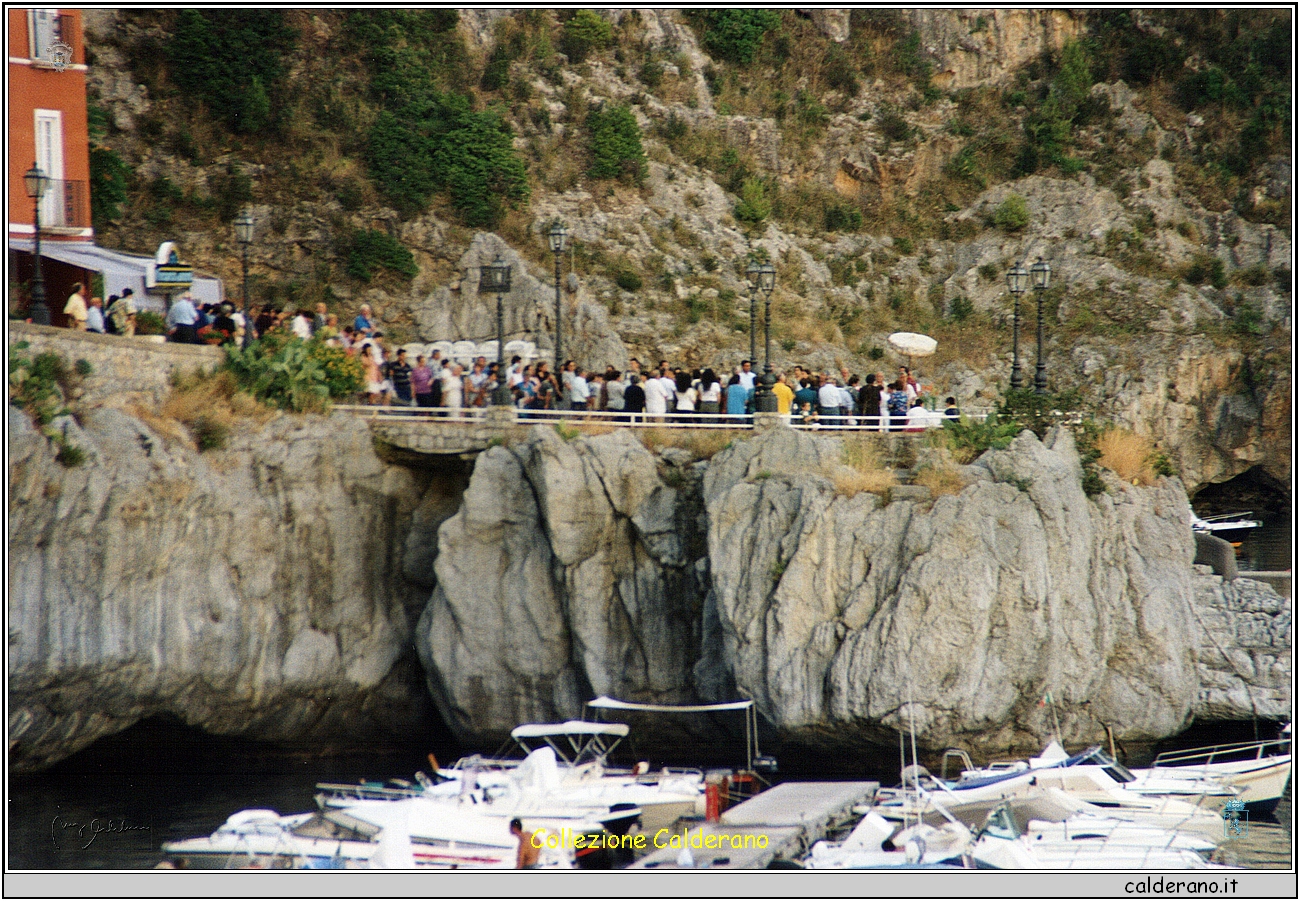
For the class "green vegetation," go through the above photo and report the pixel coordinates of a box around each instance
[135,311,167,336]
[9,350,73,425]
[368,95,529,224]
[169,10,295,134]
[342,229,418,282]
[993,194,1031,232]
[87,105,129,229]
[560,10,613,63]
[734,178,773,225]
[587,104,647,184]
[689,10,782,66]
[223,332,362,413]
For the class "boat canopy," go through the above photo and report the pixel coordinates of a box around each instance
[583,696,770,774]
[511,721,630,740]
[585,695,755,713]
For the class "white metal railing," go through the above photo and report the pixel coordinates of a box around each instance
[334,404,994,432]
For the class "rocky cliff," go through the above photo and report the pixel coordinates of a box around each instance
[8,398,1290,771]
[412,423,1291,757]
[7,405,457,772]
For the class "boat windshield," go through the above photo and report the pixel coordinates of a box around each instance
[1078,748,1136,783]
[976,804,1020,841]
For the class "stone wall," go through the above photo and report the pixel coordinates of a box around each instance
[1191,570,1292,722]
[8,323,222,406]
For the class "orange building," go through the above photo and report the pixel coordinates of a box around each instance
[8,9,220,321]
[8,8,92,323]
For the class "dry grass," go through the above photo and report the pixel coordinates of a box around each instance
[912,462,967,497]
[1096,428,1157,486]
[830,436,897,497]
[152,369,272,451]
[637,427,747,460]
[829,465,897,498]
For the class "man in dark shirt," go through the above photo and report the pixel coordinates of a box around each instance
[793,378,819,413]
[622,373,646,422]
[389,348,414,406]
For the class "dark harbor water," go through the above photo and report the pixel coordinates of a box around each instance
[7,719,1292,870]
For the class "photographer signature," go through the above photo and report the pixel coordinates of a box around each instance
[51,814,150,849]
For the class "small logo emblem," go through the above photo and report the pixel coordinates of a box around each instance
[50,41,74,71]
[1222,798,1248,838]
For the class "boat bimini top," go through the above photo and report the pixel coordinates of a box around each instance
[509,721,630,767]
[582,695,776,774]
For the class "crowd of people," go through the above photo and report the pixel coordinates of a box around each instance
[60,292,960,430]
[356,341,960,433]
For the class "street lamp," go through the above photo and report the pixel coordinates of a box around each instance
[24,163,51,325]
[1030,256,1052,394]
[234,210,255,349]
[547,220,569,368]
[747,259,778,413]
[1006,263,1028,389]
[479,253,513,406]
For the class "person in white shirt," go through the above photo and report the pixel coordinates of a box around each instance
[643,371,669,420]
[818,377,843,420]
[738,360,756,390]
[85,296,105,333]
[569,369,591,410]
[291,309,313,340]
[442,363,464,411]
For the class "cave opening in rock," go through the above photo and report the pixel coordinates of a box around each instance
[1192,466,1292,572]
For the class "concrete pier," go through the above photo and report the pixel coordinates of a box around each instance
[629,780,878,869]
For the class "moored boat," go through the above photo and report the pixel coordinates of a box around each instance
[1143,731,1291,815]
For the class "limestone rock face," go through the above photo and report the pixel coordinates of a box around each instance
[700,427,1287,754]
[416,428,705,743]
[910,9,1085,90]
[412,232,628,371]
[1191,573,1292,721]
[7,407,441,772]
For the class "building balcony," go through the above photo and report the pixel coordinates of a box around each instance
[38,179,90,231]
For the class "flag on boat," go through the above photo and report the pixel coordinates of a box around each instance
[1038,691,1054,707]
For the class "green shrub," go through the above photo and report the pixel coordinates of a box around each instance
[948,296,974,321]
[89,146,129,229]
[74,359,94,377]
[9,351,70,425]
[734,178,772,224]
[223,332,363,413]
[1184,254,1227,289]
[368,96,529,224]
[481,43,513,91]
[135,311,167,336]
[169,10,295,134]
[613,267,643,292]
[824,203,863,232]
[932,415,1023,464]
[210,162,253,222]
[690,10,781,65]
[894,236,914,255]
[561,10,613,63]
[190,414,230,451]
[55,441,85,468]
[994,194,1031,232]
[587,104,646,184]
[343,229,418,282]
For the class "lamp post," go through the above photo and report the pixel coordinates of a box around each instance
[24,163,51,325]
[1031,257,1052,395]
[479,253,513,406]
[234,210,255,349]
[1006,263,1028,390]
[748,259,778,413]
[547,220,569,369]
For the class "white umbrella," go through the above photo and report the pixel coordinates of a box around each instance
[888,332,938,386]
[887,332,937,357]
